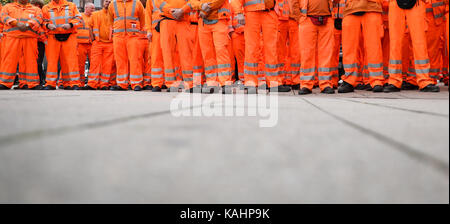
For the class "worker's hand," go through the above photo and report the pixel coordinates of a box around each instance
[147,32,152,42]
[171,8,184,20]
[47,23,57,30]
[0,33,3,39]
[236,13,245,25]
[61,23,72,30]
[199,11,207,19]
[201,3,211,13]
[17,22,28,32]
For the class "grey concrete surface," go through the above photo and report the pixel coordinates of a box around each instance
[0,85,448,204]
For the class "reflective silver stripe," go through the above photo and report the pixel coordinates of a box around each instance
[244,0,263,7]
[343,63,358,69]
[390,60,402,64]
[244,62,258,67]
[429,68,441,73]
[218,72,232,77]
[46,77,57,81]
[114,0,120,16]
[415,69,429,74]
[300,75,315,81]
[266,64,283,69]
[114,16,139,21]
[193,66,203,70]
[432,2,444,7]
[117,74,128,79]
[152,68,163,72]
[368,63,383,68]
[415,59,429,65]
[183,77,193,82]
[182,70,193,75]
[434,13,444,19]
[165,69,176,73]
[290,63,301,67]
[114,28,140,33]
[46,72,58,75]
[130,75,142,79]
[426,8,434,13]
[63,71,79,76]
[0,77,14,83]
[318,75,332,81]
[301,68,315,73]
[318,67,337,72]
[205,73,217,78]
[389,69,402,74]
[430,75,440,79]
[369,71,383,77]
[0,72,16,76]
[218,8,231,14]
[151,0,160,13]
[205,65,217,71]
[160,1,167,11]
[89,73,101,76]
[152,74,163,78]
[131,0,137,17]
[49,9,56,24]
[217,64,231,69]
[344,71,358,77]
[77,36,90,39]
[93,28,99,31]
[165,76,176,81]
[194,73,202,77]
[265,72,279,77]
[3,16,11,24]
[100,78,110,82]
[244,70,258,75]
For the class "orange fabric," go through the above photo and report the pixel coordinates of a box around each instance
[77,43,91,86]
[140,38,151,86]
[331,24,341,87]
[45,34,80,87]
[183,0,231,21]
[299,15,334,90]
[189,23,204,87]
[91,9,113,43]
[87,41,115,89]
[388,1,434,89]
[0,36,39,89]
[108,0,146,38]
[77,13,92,43]
[1,2,43,39]
[277,19,289,84]
[286,19,301,85]
[156,0,191,20]
[232,31,245,81]
[198,19,233,87]
[244,10,282,87]
[234,0,275,14]
[145,0,165,88]
[42,0,82,35]
[425,1,446,83]
[276,0,291,20]
[307,0,331,16]
[342,12,384,87]
[343,0,382,17]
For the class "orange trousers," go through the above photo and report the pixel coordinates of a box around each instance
[331,25,342,87]
[299,18,335,90]
[198,19,233,87]
[150,28,165,88]
[189,24,205,87]
[232,32,245,82]
[0,37,39,89]
[160,19,194,89]
[113,34,143,89]
[77,43,91,86]
[244,11,282,87]
[342,12,384,87]
[277,19,289,85]
[425,11,446,83]
[88,41,115,89]
[286,19,301,86]
[139,38,151,87]
[388,1,434,89]
[382,25,390,83]
[46,34,80,88]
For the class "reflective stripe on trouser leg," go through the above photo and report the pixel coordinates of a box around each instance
[362,13,385,87]
[277,20,289,85]
[113,36,130,88]
[0,36,21,88]
[342,14,363,87]
[20,38,40,88]
[262,11,282,87]
[151,29,165,88]
[198,19,218,86]
[141,39,151,86]
[61,34,80,87]
[176,20,194,89]
[44,35,62,87]
[243,11,263,87]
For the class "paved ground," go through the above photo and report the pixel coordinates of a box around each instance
[0,85,448,204]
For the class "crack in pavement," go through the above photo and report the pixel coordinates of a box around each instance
[301,98,449,178]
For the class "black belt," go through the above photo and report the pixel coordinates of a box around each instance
[263,7,275,12]
[191,22,198,25]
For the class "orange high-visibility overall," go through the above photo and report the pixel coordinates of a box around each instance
[331,0,344,87]
[109,0,146,89]
[0,2,42,89]
[87,8,115,89]
[231,0,245,82]
[43,0,83,88]
[235,0,283,88]
[275,0,291,85]
[186,6,205,87]
[145,0,165,88]
[424,0,446,83]
[388,0,434,89]
[298,0,335,91]
[77,12,92,86]
[341,0,384,88]
[155,0,195,89]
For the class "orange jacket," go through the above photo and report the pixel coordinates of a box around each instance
[42,0,83,34]
[91,8,113,43]
[156,0,190,20]
[332,0,345,19]
[233,0,275,14]
[1,2,43,38]
[145,0,162,31]
[342,0,382,17]
[108,0,146,37]
[288,0,301,20]
[183,0,231,22]
[77,13,92,43]
[276,0,291,20]
[299,0,333,22]
[426,0,447,25]
[231,0,244,33]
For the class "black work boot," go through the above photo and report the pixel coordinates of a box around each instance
[321,87,335,94]
[337,81,354,93]
[43,85,56,90]
[355,83,366,90]
[134,86,142,91]
[0,84,10,90]
[401,81,419,90]
[383,84,401,93]
[372,85,384,93]
[152,86,162,92]
[143,85,153,91]
[298,87,312,95]
[420,84,440,92]
[270,85,291,92]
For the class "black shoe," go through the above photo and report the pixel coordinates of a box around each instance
[82,85,96,90]
[222,85,232,94]
[420,84,440,92]
[337,81,354,93]
[298,87,312,95]
[0,84,10,90]
[64,86,73,90]
[161,84,168,89]
[152,86,162,92]
[355,83,366,90]
[134,86,142,91]
[100,86,109,90]
[58,85,64,89]
[372,85,384,93]
[14,85,28,90]
[291,84,300,90]
[29,85,43,90]
[111,86,127,91]
[245,86,257,94]
[43,85,56,90]
[143,85,153,91]
[383,84,401,93]
[364,84,372,91]
[270,85,291,92]
[72,85,80,90]
[321,87,335,94]
[401,81,419,90]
